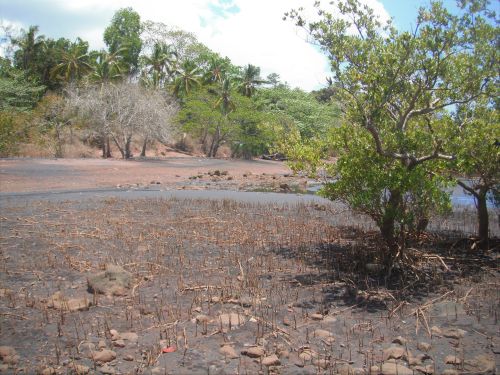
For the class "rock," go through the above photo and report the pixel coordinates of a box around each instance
[445,355,461,365]
[417,342,431,352]
[392,336,407,345]
[41,367,57,375]
[113,339,126,348]
[90,349,116,363]
[262,354,280,366]
[298,348,316,362]
[69,364,90,374]
[219,345,239,359]
[338,364,354,375]
[47,292,91,312]
[430,326,442,337]
[2,355,19,365]
[0,364,9,373]
[98,340,107,349]
[312,358,330,369]
[120,332,138,342]
[383,346,407,361]
[241,346,265,358]
[123,354,134,361]
[369,365,380,374]
[415,365,434,374]
[464,354,496,373]
[218,313,246,329]
[282,316,292,326]
[87,264,132,296]
[99,363,116,374]
[310,313,324,320]
[353,368,365,375]
[441,370,459,375]
[442,328,466,339]
[0,346,16,359]
[313,329,334,339]
[381,362,414,375]
[109,329,120,341]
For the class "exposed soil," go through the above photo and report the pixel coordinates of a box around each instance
[0,157,498,375]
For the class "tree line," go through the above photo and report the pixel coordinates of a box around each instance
[0,8,338,160]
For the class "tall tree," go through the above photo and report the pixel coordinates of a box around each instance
[448,101,499,247]
[51,38,92,83]
[286,0,498,268]
[12,25,45,75]
[237,64,265,97]
[104,8,142,74]
[141,42,177,88]
[171,60,201,97]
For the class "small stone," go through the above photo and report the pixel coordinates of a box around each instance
[0,346,16,359]
[445,355,461,365]
[99,363,116,374]
[392,336,407,345]
[381,362,414,375]
[310,313,324,320]
[98,340,107,349]
[465,354,495,373]
[41,367,57,375]
[123,354,134,361]
[113,339,126,348]
[417,342,431,352]
[241,346,265,358]
[430,326,442,336]
[298,348,316,362]
[442,328,466,339]
[313,329,334,339]
[338,364,354,375]
[109,329,120,341]
[90,349,116,363]
[262,354,280,366]
[312,358,330,369]
[283,316,292,326]
[415,365,434,374]
[2,355,19,365]
[70,364,90,374]
[441,370,459,375]
[219,345,239,359]
[87,264,132,296]
[383,346,407,361]
[353,368,365,375]
[120,332,138,342]
[370,365,380,374]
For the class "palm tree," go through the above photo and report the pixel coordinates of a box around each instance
[89,49,126,87]
[142,42,177,88]
[12,25,45,74]
[237,64,266,97]
[171,60,201,97]
[214,78,236,116]
[51,39,93,83]
[203,55,229,84]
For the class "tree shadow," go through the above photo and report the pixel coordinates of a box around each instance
[270,226,499,313]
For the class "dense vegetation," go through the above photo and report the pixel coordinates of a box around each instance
[0,8,337,160]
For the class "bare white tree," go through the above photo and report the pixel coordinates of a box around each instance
[68,82,178,159]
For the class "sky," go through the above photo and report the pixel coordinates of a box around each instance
[0,0,473,91]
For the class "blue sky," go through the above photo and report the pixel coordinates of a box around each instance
[1,0,493,91]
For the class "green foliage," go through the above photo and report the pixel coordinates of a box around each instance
[322,124,451,233]
[255,86,340,139]
[285,0,498,258]
[104,8,142,73]
[50,38,92,83]
[0,59,45,111]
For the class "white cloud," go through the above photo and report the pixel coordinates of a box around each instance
[0,0,390,91]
